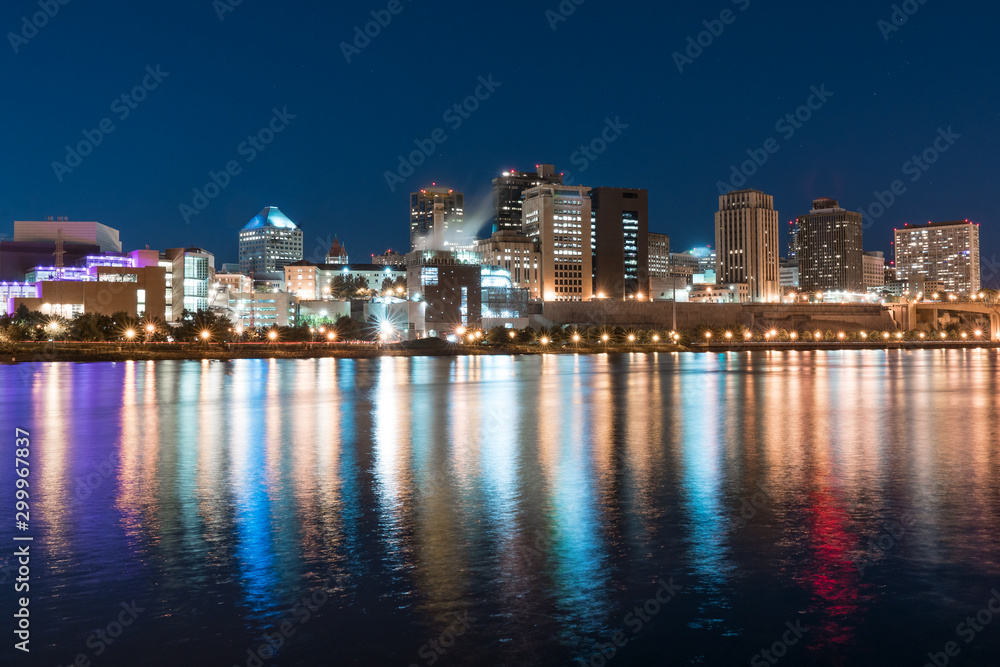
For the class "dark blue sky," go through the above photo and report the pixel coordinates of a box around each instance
[2,1,997,282]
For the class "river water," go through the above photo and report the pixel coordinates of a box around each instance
[1,350,999,666]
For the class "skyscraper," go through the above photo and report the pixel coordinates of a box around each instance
[648,233,671,279]
[590,187,648,299]
[492,164,564,233]
[796,198,864,293]
[238,206,304,276]
[715,189,780,302]
[787,219,800,260]
[894,220,981,295]
[522,184,593,302]
[410,187,464,251]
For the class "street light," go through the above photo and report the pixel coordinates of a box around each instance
[268,330,278,341]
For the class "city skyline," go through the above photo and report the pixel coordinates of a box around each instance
[0,2,996,283]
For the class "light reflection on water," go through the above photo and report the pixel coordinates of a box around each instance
[1,350,1000,666]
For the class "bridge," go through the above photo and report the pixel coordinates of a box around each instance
[889,302,1000,341]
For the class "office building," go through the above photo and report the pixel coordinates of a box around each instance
[787,219,800,260]
[238,206,304,276]
[894,220,981,295]
[591,187,648,299]
[796,198,864,293]
[522,184,593,301]
[648,233,670,279]
[227,292,300,328]
[406,249,482,338]
[14,217,122,253]
[780,259,800,289]
[492,164,564,233]
[8,264,166,319]
[164,247,215,321]
[214,271,253,295]
[285,260,406,300]
[410,187,465,251]
[863,251,886,292]
[473,231,541,299]
[715,189,781,302]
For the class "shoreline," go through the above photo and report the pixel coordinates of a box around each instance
[1,340,998,363]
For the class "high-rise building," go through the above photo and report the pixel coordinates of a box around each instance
[473,231,541,299]
[591,187,648,299]
[492,164,564,233]
[863,251,885,293]
[787,219,800,260]
[522,184,593,302]
[14,218,122,253]
[410,187,465,251]
[796,198,864,293]
[238,207,304,276]
[163,247,215,321]
[715,189,781,302]
[894,220,981,295]
[648,233,671,279]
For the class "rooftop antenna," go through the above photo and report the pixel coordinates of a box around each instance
[53,229,66,281]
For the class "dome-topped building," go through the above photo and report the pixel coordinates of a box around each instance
[238,206,304,275]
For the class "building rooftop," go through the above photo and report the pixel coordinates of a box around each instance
[243,206,299,231]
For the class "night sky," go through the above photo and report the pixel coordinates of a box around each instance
[1,1,997,283]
